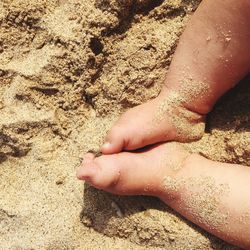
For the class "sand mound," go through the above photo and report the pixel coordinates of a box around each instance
[0,0,249,249]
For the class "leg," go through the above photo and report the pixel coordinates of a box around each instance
[77,144,250,249]
[101,0,250,154]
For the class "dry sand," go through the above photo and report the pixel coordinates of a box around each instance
[0,0,249,249]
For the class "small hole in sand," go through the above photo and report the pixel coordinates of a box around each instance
[90,37,104,55]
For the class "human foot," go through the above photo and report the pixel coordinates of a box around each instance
[102,0,250,155]
[77,142,250,249]
[77,143,190,197]
[101,90,205,154]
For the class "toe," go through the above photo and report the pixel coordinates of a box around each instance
[82,153,95,164]
[76,161,98,181]
[101,126,127,154]
[77,156,121,190]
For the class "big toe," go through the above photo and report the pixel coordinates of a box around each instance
[101,125,128,154]
[77,154,121,190]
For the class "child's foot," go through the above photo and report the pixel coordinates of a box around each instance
[77,143,190,198]
[101,0,250,155]
[101,90,205,154]
[77,141,250,249]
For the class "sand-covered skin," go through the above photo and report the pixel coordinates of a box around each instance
[0,0,249,249]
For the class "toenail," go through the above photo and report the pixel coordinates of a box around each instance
[102,142,111,150]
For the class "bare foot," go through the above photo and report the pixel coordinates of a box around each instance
[101,91,205,154]
[77,142,250,249]
[77,143,190,198]
[101,0,250,155]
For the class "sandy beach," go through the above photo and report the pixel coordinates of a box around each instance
[0,0,249,249]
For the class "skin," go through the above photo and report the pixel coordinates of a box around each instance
[100,0,250,154]
[77,0,250,248]
[77,144,250,249]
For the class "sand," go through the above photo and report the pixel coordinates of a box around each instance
[0,0,249,249]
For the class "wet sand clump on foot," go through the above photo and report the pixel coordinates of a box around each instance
[154,80,209,141]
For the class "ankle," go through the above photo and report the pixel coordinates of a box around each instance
[157,90,206,142]
[160,73,215,115]
[159,152,200,202]
[160,79,214,115]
